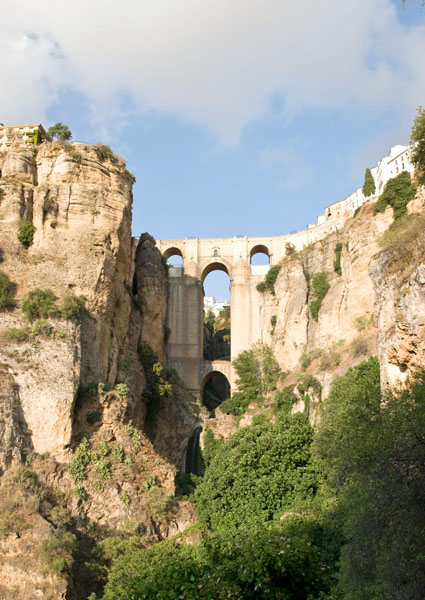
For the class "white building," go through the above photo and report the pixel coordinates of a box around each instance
[204,296,230,316]
[320,144,414,225]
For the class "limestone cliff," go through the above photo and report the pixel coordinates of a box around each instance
[0,143,198,599]
[257,186,425,409]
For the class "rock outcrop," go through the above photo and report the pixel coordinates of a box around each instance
[0,143,198,599]
[257,188,425,403]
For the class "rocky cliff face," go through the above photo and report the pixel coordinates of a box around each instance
[0,143,198,599]
[257,187,425,406]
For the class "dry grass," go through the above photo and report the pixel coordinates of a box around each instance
[377,212,425,279]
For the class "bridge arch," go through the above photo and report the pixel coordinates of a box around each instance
[200,369,231,411]
[249,244,270,265]
[200,260,232,282]
[163,246,183,260]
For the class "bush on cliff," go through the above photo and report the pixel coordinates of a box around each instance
[18,221,36,248]
[22,288,58,321]
[310,272,330,321]
[61,294,86,322]
[256,264,281,293]
[373,171,416,219]
[0,271,16,311]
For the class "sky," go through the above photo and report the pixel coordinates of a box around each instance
[2,0,425,298]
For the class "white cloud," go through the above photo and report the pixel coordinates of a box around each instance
[1,0,425,142]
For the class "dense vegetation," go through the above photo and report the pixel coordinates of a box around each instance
[373,171,416,219]
[93,353,425,600]
[220,341,282,415]
[256,263,281,293]
[310,271,330,321]
[0,270,16,311]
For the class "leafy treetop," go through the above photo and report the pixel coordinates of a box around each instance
[362,167,376,197]
[47,122,72,141]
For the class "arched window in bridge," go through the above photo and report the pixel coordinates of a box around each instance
[163,246,183,268]
[250,244,270,266]
[202,262,231,362]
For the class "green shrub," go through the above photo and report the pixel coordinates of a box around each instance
[1,326,30,343]
[33,319,54,337]
[18,221,36,248]
[92,459,112,491]
[195,413,318,531]
[69,437,91,483]
[333,242,343,275]
[275,384,297,412]
[146,486,176,523]
[22,288,58,321]
[373,171,416,219]
[61,294,86,321]
[0,271,16,311]
[355,314,373,331]
[63,143,82,164]
[38,531,77,576]
[115,383,129,398]
[96,143,115,162]
[256,264,281,294]
[362,167,376,197]
[299,348,323,370]
[319,349,341,371]
[219,391,251,416]
[310,272,330,321]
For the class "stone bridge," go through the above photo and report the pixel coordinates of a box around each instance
[156,235,291,400]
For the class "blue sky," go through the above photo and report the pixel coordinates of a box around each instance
[2,0,425,297]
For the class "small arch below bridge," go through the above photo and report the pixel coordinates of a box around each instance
[201,367,231,414]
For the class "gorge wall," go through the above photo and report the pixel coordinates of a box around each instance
[256,188,425,413]
[0,143,199,599]
[0,139,424,599]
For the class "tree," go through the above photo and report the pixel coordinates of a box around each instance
[315,360,425,599]
[410,105,425,185]
[195,413,317,531]
[373,171,416,219]
[47,122,72,141]
[234,340,281,398]
[0,271,16,311]
[362,167,375,197]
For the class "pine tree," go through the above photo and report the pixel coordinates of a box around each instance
[362,167,376,197]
